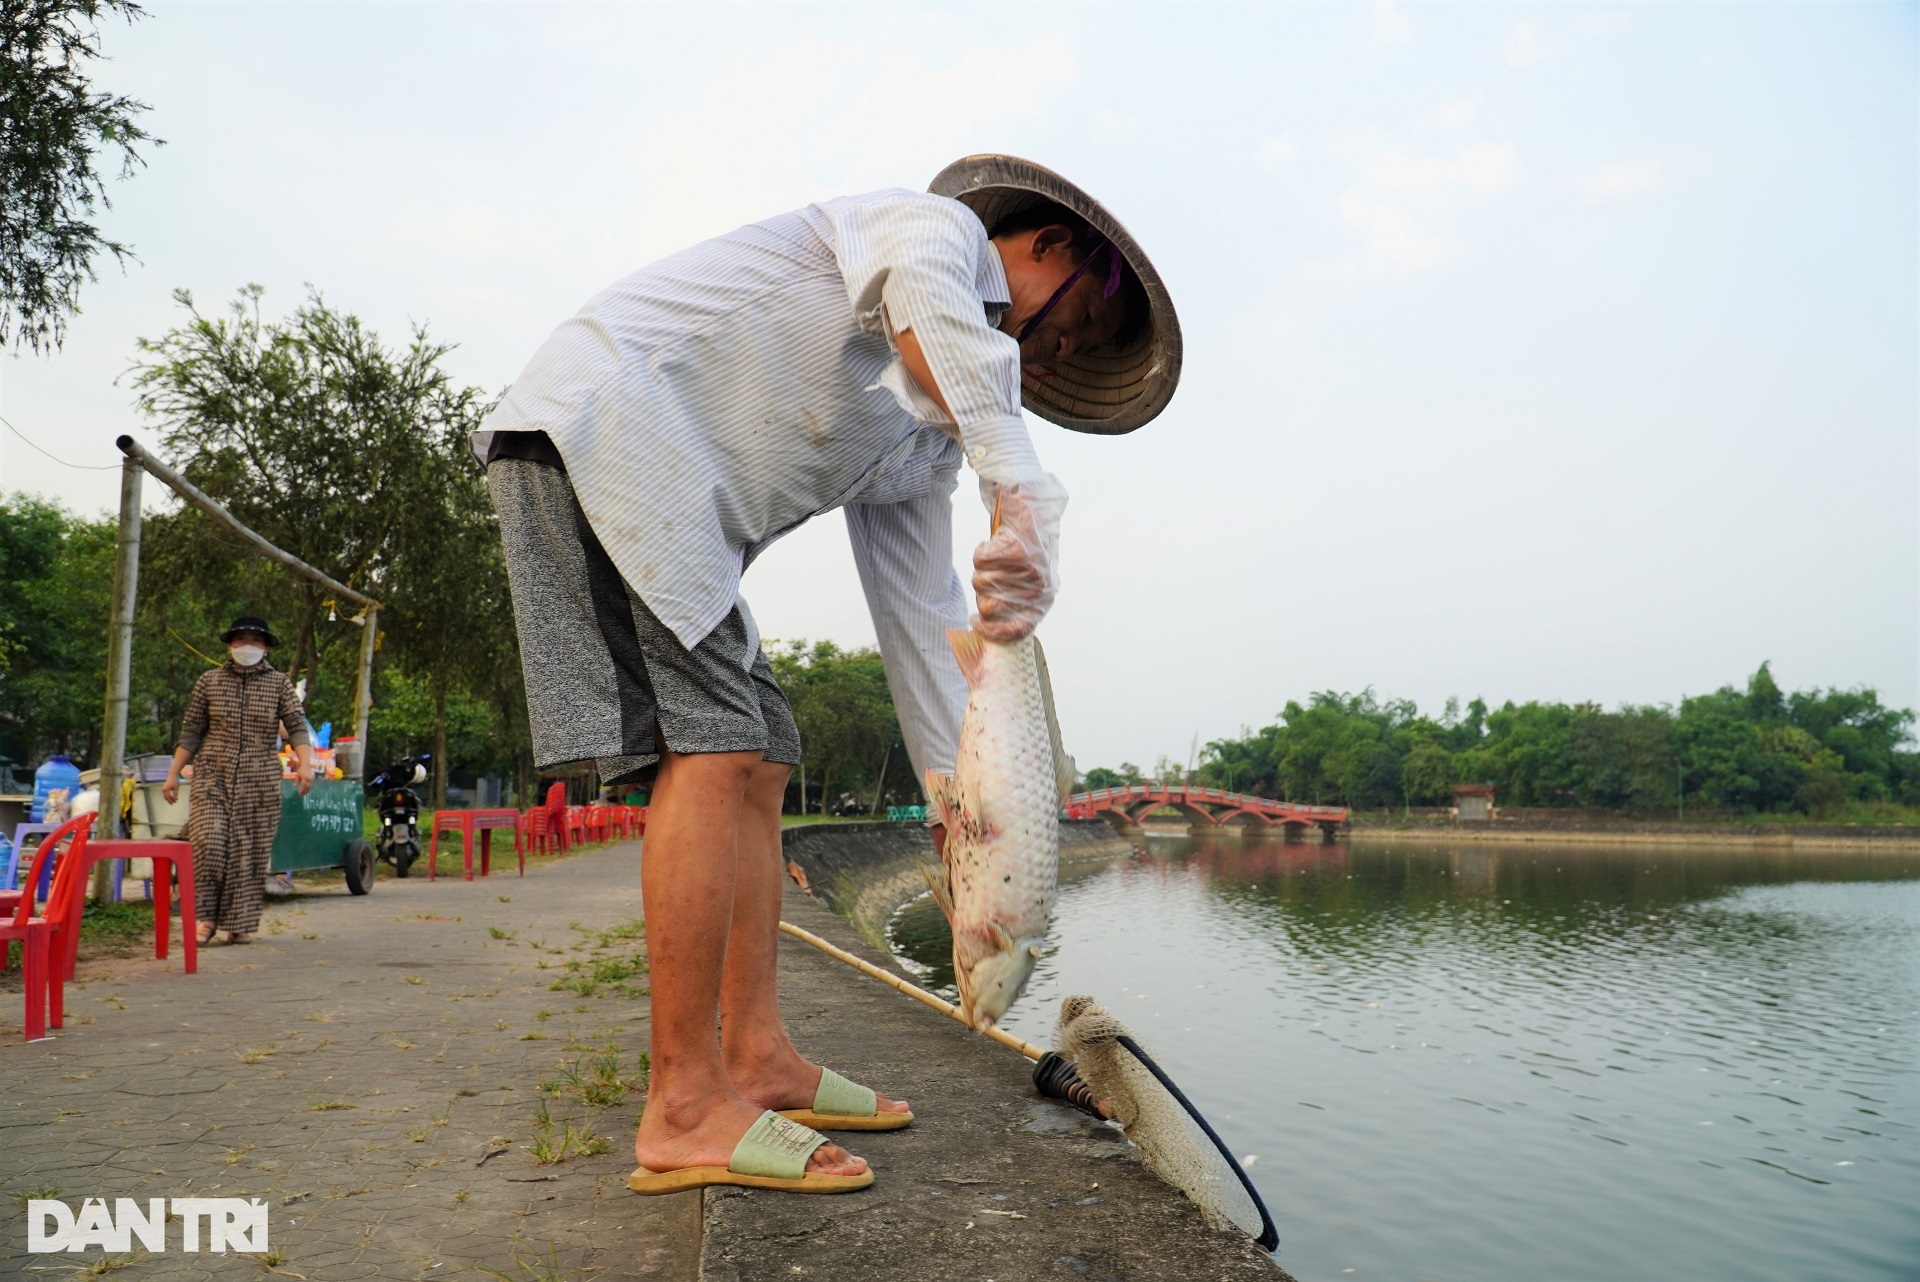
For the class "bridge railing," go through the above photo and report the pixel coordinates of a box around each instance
[1067,785,1348,820]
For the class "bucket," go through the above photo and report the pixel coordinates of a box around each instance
[31,755,82,822]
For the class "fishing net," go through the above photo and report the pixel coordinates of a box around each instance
[1040,995,1278,1251]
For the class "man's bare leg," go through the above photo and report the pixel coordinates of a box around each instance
[633,749,867,1177]
[719,759,910,1117]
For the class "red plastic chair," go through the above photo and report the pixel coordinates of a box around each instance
[605,806,631,840]
[428,810,471,880]
[544,784,570,851]
[0,815,91,1041]
[523,806,559,856]
[0,812,88,925]
[565,806,589,848]
[635,806,648,839]
[586,806,611,844]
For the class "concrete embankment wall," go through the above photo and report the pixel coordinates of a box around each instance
[780,818,1133,947]
[1346,818,1920,852]
[755,818,1287,1280]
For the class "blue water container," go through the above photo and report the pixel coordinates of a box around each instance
[31,754,82,822]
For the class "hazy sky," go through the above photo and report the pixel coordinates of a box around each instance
[2,1,1914,771]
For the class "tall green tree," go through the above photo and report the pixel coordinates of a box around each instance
[127,284,526,798]
[129,286,449,689]
[0,495,110,765]
[1080,763,1144,790]
[1,0,159,351]
[379,420,518,807]
[767,640,899,813]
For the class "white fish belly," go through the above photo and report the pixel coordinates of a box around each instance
[948,638,1059,939]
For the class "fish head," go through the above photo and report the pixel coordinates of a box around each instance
[957,927,1047,1028]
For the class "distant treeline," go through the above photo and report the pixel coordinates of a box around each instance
[1082,666,1918,820]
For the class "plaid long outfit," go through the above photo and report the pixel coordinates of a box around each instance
[177,661,309,935]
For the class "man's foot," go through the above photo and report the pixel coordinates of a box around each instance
[635,1095,868,1178]
[195,923,218,946]
[729,1046,910,1119]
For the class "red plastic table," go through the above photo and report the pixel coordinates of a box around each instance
[428,810,524,881]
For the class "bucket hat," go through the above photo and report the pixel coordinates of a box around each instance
[930,155,1182,435]
[220,615,280,648]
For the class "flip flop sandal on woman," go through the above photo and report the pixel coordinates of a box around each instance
[775,1067,914,1131]
[627,1111,873,1195]
[196,924,219,946]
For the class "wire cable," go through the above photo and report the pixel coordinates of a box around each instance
[0,411,121,469]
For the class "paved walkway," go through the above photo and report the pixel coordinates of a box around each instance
[1,841,699,1280]
[4,832,1288,1281]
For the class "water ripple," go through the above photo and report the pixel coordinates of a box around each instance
[888,838,1920,1281]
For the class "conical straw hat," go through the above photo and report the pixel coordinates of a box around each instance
[930,155,1182,435]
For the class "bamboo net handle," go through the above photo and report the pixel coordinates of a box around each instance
[778,920,1046,1062]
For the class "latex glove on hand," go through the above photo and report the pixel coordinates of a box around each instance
[972,476,1067,643]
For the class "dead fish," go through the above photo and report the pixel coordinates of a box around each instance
[924,628,1074,1028]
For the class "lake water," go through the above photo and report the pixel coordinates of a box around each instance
[887,835,1920,1282]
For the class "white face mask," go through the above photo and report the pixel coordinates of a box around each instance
[230,645,266,667]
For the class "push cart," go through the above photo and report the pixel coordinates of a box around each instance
[272,778,376,894]
[132,775,377,895]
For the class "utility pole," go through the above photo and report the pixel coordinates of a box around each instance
[92,455,143,902]
[351,606,378,781]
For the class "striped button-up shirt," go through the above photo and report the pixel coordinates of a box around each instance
[473,189,1054,781]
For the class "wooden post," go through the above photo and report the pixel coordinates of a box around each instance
[114,437,375,612]
[350,606,377,781]
[111,436,382,786]
[92,455,144,902]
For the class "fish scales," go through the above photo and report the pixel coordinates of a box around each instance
[924,628,1073,1028]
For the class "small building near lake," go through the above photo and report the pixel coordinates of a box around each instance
[1453,783,1496,822]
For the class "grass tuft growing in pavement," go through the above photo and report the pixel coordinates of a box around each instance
[473,1242,578,1282]
[243,1246,304,1278]
[549,950,648,999]
[527,1119,607,1166]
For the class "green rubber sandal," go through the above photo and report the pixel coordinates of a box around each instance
[776,1066,914,1132]
[627,1110,872,1195]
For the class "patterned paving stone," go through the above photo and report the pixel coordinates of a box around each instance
[1,843,698,1280]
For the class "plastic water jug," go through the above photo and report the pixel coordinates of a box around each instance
[31,755,82,822]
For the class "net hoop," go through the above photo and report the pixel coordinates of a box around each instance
[1115,1034,1280,1252]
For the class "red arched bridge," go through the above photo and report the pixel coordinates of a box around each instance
[1067,785,1348,839]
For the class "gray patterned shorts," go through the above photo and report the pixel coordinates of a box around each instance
[486,456,801,787]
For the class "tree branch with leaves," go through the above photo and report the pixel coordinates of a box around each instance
[1,0,159,351]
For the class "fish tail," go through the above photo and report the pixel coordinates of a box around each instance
[1032,636,1076,803]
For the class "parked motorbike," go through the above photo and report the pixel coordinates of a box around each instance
[367,755,430,877]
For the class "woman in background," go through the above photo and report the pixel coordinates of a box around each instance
[161,616,313,945]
